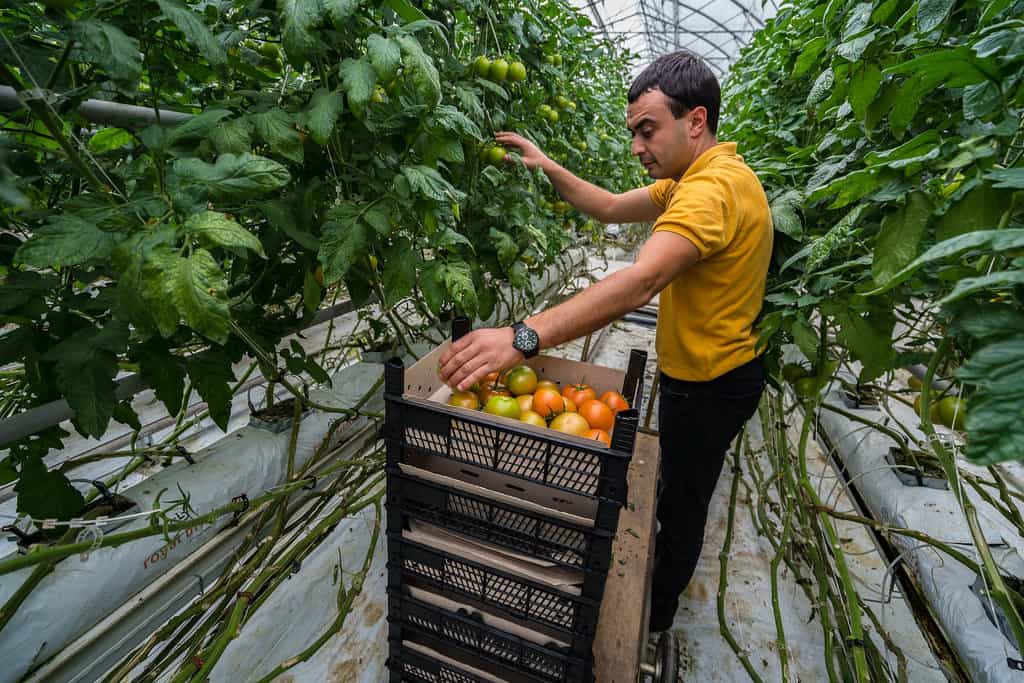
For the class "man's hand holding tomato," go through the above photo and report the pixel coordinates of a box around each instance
[439,327,526,391]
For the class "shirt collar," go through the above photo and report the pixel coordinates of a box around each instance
[681,142,738,181]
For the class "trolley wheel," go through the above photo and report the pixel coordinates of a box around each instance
[656,631,678,682]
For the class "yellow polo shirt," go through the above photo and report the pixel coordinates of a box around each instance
[647,142,772,382]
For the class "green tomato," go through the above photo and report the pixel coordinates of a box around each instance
[546,108,559,123]
[473,56,492,78]
[552,200,570,214]
[488,59,509,82]
[793,377,818,399]
[552,53,563,67]
[907,375,923,391]
[508,61,527,82]
[487,145,507,165]
[936,396,967,430]
[371,84,387,104]
[484,395,521,419]
[505,365,538,396]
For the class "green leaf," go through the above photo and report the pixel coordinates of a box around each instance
[383,0,428,23]
[842,2,873,38]
[367,34,401,82]
[396,35,441,106]
[16,457,85,522]
[251,110,303,163]
[319,204,369,283]
[339,58,377,115]
[955,337,1024,465]
[419,262,444,315]
[324,0,360,24]
[137,340,187,416]
[426,137,464,164]
[986,168,1024,189]
[836,307,895,381]
[872,191,932,286]
[15,214,119,268]
[168,249,231,344]
[165,109,233,149]
[953,305,1024,341]
[185,211,266,257]
[432,105,482,139]
[441,260,477,316]
[260,199,320,250]
[42,320,128,439]
[867,229,1024,293]
[401,165,465,202]
[279,0,323,66]
[88,127,133,153]
[793,37,826,78]
[805,204,866,273]
[918,0,956,32]
[489,228,518,268]
[936,183,1011,241]
[112,401,142,430]
[791,314,819,362]
[137,247,185,338]
[362,203,392,236]
[71,20,141,88]
[938,271,1024,305]
[849,63,882,120]
[382,239,417,305]
[837,30,877,62]
[864,130,941,168]
[303,267,322,314]
[156,0,227,66]
[173,153,291,200]
[209,118,254,155]
[306,89,345,145]
[806,68,835,107]
[186,350,236,431]
[963,81,1002,120]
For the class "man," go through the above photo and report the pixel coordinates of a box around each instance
[438,51,772,633]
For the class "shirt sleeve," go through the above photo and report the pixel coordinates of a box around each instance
[652,173,735,259]
[646,178,675,210]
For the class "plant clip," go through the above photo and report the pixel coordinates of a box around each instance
[229,494,250,525]
[3,524,32,547]
[90,480,116,505]
[77,525,104,562]
[237,590,255,600]
[302,476,317,490]
[177,445,195,465]
[1007,658,1024,671]
[844,637,866,648]
[190,655,205,670]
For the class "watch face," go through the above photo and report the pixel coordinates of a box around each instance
[514,326,538,352]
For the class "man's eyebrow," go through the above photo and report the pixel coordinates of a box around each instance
[627,117,655,132]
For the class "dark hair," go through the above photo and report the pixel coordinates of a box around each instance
[628,51,721,134]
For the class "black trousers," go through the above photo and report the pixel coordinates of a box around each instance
[649,355,765,632]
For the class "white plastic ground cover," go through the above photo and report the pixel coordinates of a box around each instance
[815,373,1024,683]
[0,362,383,683]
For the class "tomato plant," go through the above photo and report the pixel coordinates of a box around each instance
[726,0,1024,465]
[0,0,642,523]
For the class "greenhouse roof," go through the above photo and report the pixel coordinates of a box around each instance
[570,0,779,78]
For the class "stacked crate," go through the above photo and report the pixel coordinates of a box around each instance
[383,319,646,683]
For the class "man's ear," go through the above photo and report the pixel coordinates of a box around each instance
[689,106,708,137]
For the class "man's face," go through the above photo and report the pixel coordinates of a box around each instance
[626,89,700,180]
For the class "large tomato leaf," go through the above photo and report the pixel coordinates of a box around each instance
[15,457,86,522]
[956,336,1024,465]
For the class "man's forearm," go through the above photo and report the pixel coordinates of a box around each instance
[525,266,655,350]
[541,159,615,223]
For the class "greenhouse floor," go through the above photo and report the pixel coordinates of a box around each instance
[546,258,947,681]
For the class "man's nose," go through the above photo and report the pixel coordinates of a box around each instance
[631,137,644,156]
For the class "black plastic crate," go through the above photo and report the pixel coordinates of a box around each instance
[386,468,614,576]
[383,319,646,529]
[388,590,593,683]
[387,533,600,657]
[387,640,494,682]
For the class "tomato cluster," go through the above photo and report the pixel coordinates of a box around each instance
[471,55,527,84]
[446,365,630,446]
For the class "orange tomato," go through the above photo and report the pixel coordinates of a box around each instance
[600,390,630,413]
[586,428,611,446]
[579,399,614,432]
[563,396,576,412]
[550,412,590,436]
[478,383,510,405]
[519,410,547,428]
[516,394,534,413]
[484,371,500,385]
[532,387,564,418]
[536,379,559,391]
[563,383,596,406]
[448,390,480,410]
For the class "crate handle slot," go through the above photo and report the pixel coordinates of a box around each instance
[504,483,526,493]
[459,468,480,478]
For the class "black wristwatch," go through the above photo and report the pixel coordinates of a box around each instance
[511,321,540,358]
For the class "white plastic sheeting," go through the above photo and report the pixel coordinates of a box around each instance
[816,378,1024,683]
[0,363,383,683]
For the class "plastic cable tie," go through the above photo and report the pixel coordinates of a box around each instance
[68,518,87,528]
[230,494,249,524]
[238,590,255,600]
[302,476,317,490]
[41,518,57,530]
[194,574,205,596]
[177,445,195,465]
[845,637,866,648]
[91,480,115,503]
[1007,658,1024,671]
